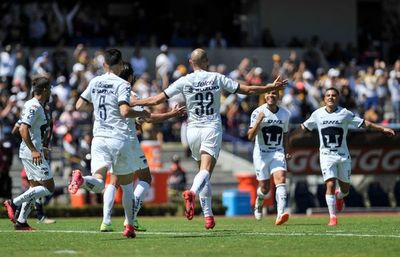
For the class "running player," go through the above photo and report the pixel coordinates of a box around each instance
[100,62,185,232]
[3,76,54,230]
[247,90,291,225]
[301,87,395,226]
[67,49,150,238]
[131,48,287,229]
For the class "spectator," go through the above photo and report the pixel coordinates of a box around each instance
[130,46,148,77]
[155,44,173,89]
[52,1,81,39]
[29,14,47,46]
[168,154,187,201]
[52,75,70,107]
[0,138,13,200]
[209,32,227,48]
[31,51,52,76]
[0,45,16,87]
[388,64,400,123]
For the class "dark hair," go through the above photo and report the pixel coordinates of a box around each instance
[325,87,340,96]
[119,61,134,81]
[31,76,50,96]
[104,48,122,66]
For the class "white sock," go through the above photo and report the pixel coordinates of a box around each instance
[325,194,336,218]
[13,186,51,206]
[190,170,209,194]
[17,199,35,223]
[337,191,349,199]
[83,176,105,193]
[121,184,134,226]
[275,184,287,218]
[133,180,150,220]
[102,185,116,225]
[199,180,213,217]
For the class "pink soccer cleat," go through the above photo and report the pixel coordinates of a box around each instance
[275,212,290,225]
[68,170,84,194]
[183,190,195,220]
[3,199,17,224]
[328,216,338,226]
[335,189,345,212]
[204,216,215,230]
[123,224,136,238]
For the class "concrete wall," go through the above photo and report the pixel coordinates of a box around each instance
[258,0,357,46]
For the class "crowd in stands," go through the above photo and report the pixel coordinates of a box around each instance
[0,1,235,48]
[1,42,400,146]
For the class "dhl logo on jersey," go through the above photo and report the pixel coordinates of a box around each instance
[322,120,342,125]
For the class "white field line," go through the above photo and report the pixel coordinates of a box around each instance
[0,230,399,238]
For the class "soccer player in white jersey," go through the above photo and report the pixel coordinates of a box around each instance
[67,49,150,238]
[100,62,185,233]
[132,48,287,229]
[3,77,55,230]
[247,90,291,225]
[301,87,395,226]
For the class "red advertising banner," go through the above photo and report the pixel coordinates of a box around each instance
[288,147,400,175]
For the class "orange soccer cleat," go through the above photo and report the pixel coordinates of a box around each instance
[183,190,196,220]
[204,216,215,230]
[68,170,84,194]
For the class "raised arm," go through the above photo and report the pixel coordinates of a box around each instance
[144,104,186,123]
[237,75,287,95]
[131,92,168,106]
[119,103,150,119]
[362,120,396,136]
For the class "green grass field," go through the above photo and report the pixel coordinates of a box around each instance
[1,215,399,257]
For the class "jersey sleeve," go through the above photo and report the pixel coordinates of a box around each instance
[219,74,239,93]
[302,112,317,131]
[249,109,260,128]
[345,109,364,128]
[80,80,93,103]
[20,102,39,127]
[117,81,131,105]
[164,77,185,98]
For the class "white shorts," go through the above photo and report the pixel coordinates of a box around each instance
[91,137,147,175]
[253,148,287,181]
[21,158,53,181]
[320,153,351,183]
[186,126,222,161]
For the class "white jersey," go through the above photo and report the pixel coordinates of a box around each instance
[80,73,132,141]
[19,98,49,159]
[164,69,239,128]
[249,105,290,152]
[302,106,364,155]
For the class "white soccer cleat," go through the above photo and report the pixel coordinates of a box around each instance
[254,196,264,220]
